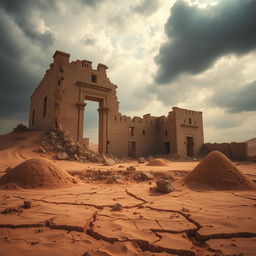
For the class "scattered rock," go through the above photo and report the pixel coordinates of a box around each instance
[39,146,47,154]
[56,151,69,160]
[111,203,122,211]
[103,156,116,166]
[147,156,154,161]
[2,207,23,214]
[138,157,146,163]
[181,207,190,212]
[23,200,32,209]
[134,172,154,181]
[13,123,28,132]
[41,128,102,163]
[156,178,174,193]
[127,166,136,171]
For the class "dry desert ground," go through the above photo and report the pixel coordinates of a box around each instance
[0,130,256,256]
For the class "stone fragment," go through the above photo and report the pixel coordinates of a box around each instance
[134,172,154,181]
[23,200,32,209]
[127,166,136,171]
[156,178,174,193]
[56,151,69,160]
[103,156,116,166]
[147,156,154,161]
[111,203,122,211]
[138,157,146,163]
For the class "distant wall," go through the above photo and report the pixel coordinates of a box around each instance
[202,142,248,161]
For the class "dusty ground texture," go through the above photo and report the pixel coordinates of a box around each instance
[0,131,256,256]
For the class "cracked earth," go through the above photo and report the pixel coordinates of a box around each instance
[1,161,256,256]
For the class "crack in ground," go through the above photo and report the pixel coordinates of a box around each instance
[84,210,196,256]
[196,231,256,242]
[12,195,144,210]
[39,191,97,200]
[230,192,256,201]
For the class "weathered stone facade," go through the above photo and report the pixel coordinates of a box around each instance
[29,51,204,158]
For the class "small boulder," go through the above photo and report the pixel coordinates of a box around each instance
[23,200,32,209]
[56,152,69,160]
[147,156,154,161]
[156,178,174,193]
[127,166,136,171]
[111,203,122,211]
[134,172,154,181]
[138,157,146,163]
[103,156,116,166]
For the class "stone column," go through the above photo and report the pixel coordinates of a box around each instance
[77,102,86,142]
[97,106,109,154]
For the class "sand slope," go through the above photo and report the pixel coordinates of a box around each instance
[182,151,255,191]
[0,158,77,189]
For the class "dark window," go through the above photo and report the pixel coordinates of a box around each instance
[189,118,192,124]
[60,66,64,73]
[32,110,35,126]
[43,96,47,117]
[114,116,116,120]
[184,119,186,123]
[143,130,145,136]
[129,127,134,136]
[165,130,168,136]
[91,74,97,83]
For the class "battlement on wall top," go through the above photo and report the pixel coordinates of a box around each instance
[53,50,108,72]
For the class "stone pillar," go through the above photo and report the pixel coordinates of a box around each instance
[77,102,86,142]
[97,106,109,154]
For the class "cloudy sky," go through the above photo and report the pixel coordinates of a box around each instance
[0,0,255,143]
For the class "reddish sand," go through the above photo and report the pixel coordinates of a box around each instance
[0,158,77,189]
[146,158,171,166]
[0,131,256,256]
[182,151,256,191]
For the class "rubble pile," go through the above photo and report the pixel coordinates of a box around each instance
[41,128,102,162]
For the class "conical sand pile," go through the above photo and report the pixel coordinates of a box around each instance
[146,158,171,166]
[182,151,255,191]
[0,158,77,189]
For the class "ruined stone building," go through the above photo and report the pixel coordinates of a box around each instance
[29,51,204,158]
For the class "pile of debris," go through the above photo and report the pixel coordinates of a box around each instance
[41,128,102,162]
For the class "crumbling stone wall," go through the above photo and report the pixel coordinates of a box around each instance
[29,50,205,158]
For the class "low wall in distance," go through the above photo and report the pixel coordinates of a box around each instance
[201,142,248,161]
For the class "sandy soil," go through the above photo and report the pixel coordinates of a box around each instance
[0,131,256,256]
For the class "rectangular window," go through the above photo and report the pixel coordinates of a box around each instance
[143,130,145,136]
[189,118,192,124]
[32,110,35,126]
[129,127,135,136]
[43,96,47,117]
[91,74,97,83]
[165,130,168,136]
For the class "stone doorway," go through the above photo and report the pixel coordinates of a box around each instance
[83,100,99,152]
[82,96,105,154]
[128,141,136,158]
[163,142,170,154]
[186,136,194,157]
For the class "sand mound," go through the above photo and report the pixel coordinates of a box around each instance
[183,151,255,191]
[146,158,171,166]
[0,158,77,189]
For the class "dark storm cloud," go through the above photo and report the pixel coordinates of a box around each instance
[0,1,56,130]
[81,0,99,7]
[155,0,256,84]
[132,0,159,16]
[211,80,256,113]
[0,0,55,48]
